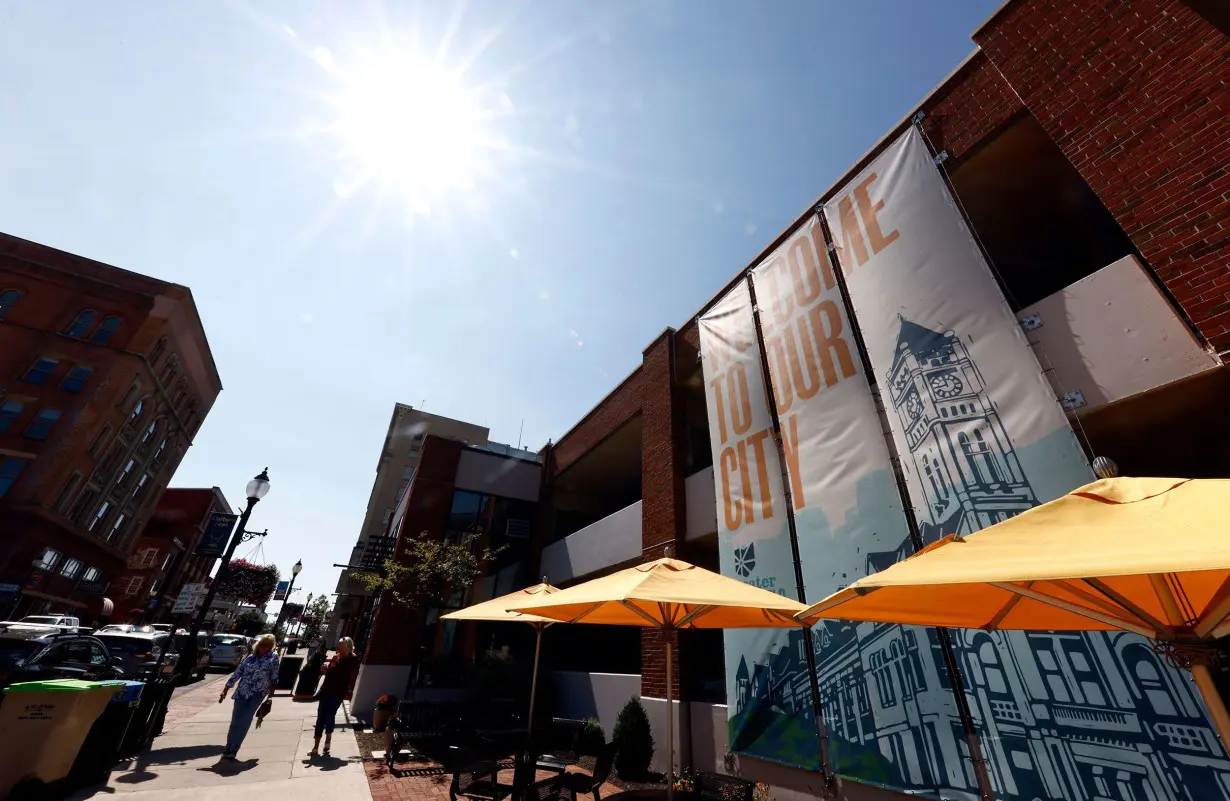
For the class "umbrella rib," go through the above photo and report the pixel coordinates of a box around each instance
[568,602,606,624]
[1195,574,1230,639]
[1047,579,1159,629]
[991,582,1157,638]
[1082,578,1170,633]
[984,583,1028,630]
[620,600,665,628]
[677,605,716,628]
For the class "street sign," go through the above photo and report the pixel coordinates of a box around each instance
[172,582,208,614]
[273,580,290,601]
[196,512,238,557]
[78,580,107,595]
[0,583,19,600]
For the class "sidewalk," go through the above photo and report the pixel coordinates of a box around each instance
[71,675,371,801]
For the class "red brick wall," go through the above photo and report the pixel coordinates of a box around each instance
[640,331,688,698]
[362,436,462,666]
[552,368,644,475]
[975,0,1230,348]
[918,50,1027,164]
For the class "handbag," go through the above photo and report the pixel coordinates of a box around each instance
[255,698,273,729]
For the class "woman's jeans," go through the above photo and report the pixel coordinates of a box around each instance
[226,693,265,754]
[315,695,345,739]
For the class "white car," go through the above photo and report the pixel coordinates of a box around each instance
[209,634,250,669]
[12,615,81,633]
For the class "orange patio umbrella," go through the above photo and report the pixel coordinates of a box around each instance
[442,580,559,735]
[509,554,807,801]
[796,477,1230,746]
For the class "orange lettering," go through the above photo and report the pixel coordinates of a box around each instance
[788,236,823,306]
[719,446,741,531]
[766,335,794,415]
[808,300,857,386]
[837,193,870,269]
[853,172,899,255]
[728,364,752,437]
[785,324,823,402]
[781,414,805,510]
[761,256,793,325]
[747,429,775,521]
[709,374,729,444]
[736,440,755,524]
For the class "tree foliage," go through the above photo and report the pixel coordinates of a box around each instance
[351,531,501,609]
[233,609,267,637]
[280,601,304,620]
[613,696,654,779]
[216,559,280,606]
[301,595,332,638]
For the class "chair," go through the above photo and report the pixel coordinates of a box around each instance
[536,718,584,773]
[449,747,511,801]
[512,752,564,801]
[693,770,754,801]
[561,741,617,801]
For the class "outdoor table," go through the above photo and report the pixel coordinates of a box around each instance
[534,752,577,774]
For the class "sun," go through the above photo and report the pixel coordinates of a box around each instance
[319,47,504,216]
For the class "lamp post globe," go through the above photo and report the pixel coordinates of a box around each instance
[292,560,303,577]
[246,468,271,502]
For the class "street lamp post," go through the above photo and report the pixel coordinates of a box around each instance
[272,560,303,640]
[178,468,271,678]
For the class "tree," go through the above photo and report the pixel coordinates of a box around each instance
[280,601,304,621]
[215,559,280,606]
[613,696,654,779]
[233,610,266,637]
[301,595,332,639]
[352,531,502,609]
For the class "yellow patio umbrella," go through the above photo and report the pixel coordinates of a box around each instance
[510,554,807,800]
[442,580,559,735]
[796,477,1230,746]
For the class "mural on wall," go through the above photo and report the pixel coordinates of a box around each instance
[821,127,1230,801]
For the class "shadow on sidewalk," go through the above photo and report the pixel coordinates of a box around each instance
[301,754,362,773]
[197,758,261,776]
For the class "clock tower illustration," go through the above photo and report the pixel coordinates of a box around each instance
[885,317,1037,544]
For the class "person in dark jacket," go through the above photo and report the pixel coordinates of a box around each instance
[308,637,360,757]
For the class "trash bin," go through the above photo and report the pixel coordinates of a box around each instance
[293,663,322,699]
[121,677,174,755]
[0,679,119,799]
[69,681,144,786]
[277,655,303,691]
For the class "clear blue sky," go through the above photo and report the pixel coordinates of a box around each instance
[0,1,999,609]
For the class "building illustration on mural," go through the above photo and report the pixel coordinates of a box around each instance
[731,318,1230,801]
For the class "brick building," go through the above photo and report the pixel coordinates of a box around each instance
[109,487,233,623]
[0,233,222,621]
[350,2,1228,799]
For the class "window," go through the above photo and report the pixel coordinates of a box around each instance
[117,382,138,410]
[83,567,102,583]
[159,357,179,387]
[53,473,81,513]
[0,458,28,498]
[0,400,24,434]
[128,398,146,424]
[117,459,137,487]
[108,513,128,543]
[0,289,19,319]
[68,487,99,525]
[133,473,151,500]
[24,408,62,440]
[91,316,120,344]
[154,437,169,461]
[87,500,112,533]
[149,337,168,366]
[119,576,142,597]
[87,425,111,458]
[32,547,61,571]
[59,558,84,579]
[59,366,93,392]
[161,550,175,572]
[88,642,109,667]
[141,420,157,444]
[66,310,98,338]
[22,358,59,385]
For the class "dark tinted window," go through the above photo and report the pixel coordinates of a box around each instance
[0,639,41,668]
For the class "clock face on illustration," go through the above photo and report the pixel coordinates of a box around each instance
[905,391,923,421]
[928,371,964,399]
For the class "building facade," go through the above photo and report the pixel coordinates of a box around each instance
[328,404,492,645]
[0,233,222,621]
[108,487,233,623]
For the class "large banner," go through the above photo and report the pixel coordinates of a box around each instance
[698,282,809,767]
[748,217,964,795]
[824,127,1230,801]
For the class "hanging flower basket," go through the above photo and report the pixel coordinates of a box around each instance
[215,559,280,606]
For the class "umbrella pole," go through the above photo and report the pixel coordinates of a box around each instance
[527,625,543,738]
[666,636,674,801]
[1192,663,1230,748]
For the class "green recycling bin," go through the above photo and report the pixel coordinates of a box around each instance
[0,679,119,799]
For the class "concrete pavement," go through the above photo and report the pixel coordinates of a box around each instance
[71,674,371,801]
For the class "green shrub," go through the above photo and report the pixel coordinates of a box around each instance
[612,697,654,779]
[577,717,606,755]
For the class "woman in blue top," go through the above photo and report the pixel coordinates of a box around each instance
[218,632,280,759]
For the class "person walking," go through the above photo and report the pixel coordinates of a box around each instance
[218,632,280,760]
[307,636,360,757]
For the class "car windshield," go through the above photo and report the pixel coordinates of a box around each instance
[211,635,246,646]
[0,639,43,668]
[19,617,59,625]
[95,635,166,655]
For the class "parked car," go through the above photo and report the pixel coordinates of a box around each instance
[149,624,173,633]
[0,626,122,688]
[209,634,249,669]
[7,614,82,633]
[174,630,212,678]
[92,631,176,679]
